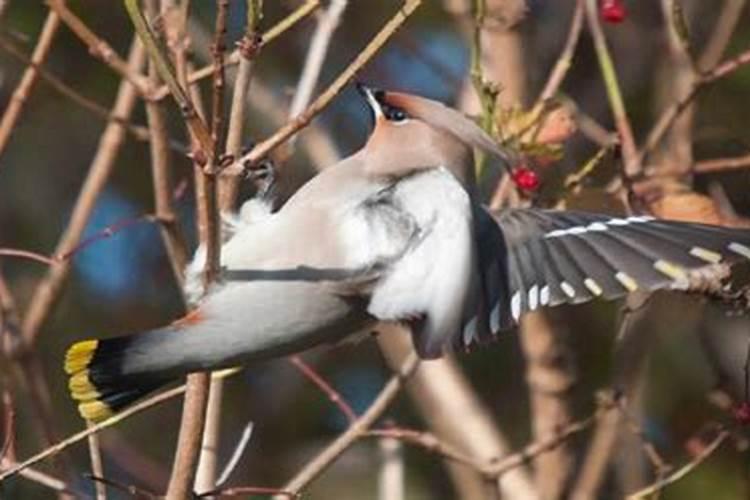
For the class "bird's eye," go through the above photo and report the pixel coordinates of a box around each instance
[384,106,408,122]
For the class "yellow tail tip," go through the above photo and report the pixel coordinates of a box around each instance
[65,339,114,421]
[64,339,98,374]
[68,369,100,401]
[79,400,114,422]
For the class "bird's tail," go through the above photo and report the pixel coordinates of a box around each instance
[65,334,175,422]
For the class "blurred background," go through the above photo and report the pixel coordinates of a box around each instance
[1,0,750,498]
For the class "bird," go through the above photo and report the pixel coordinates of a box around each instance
[66,84,750,422]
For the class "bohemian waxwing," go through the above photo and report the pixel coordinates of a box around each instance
[66,85,750,421]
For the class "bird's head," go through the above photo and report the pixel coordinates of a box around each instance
[355,83,510,187]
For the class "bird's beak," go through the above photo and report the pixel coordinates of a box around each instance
[355,81,383,126]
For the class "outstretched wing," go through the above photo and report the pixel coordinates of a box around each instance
[468,208,750,343]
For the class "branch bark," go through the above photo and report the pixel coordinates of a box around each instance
[0,10,60,161]
[19,38,147,350]
[377,327,538,500]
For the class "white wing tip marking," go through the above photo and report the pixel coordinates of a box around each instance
[528,285,539,311]
[490,305,500,332]
[511,292,521,321]
[544,216,655,239]
[540,285,550,306]
[607,218,629,226]
[584,278,603,296]
[728,242,750,259]
[560,281,576,298]
[615,271,639,292]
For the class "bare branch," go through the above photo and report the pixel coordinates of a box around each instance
[19,38,146,349]
[288,0,348,120]
[124,0,213,161]
[165,373,211,499]
[47,0,149,93]
[535,0,584,106]
[0,32,176,149]
[213,421,254,489]
[0,369,240,483]
[85,421,107,500]
[519,311,576,499]
[280,353,419,496]
[218,0,263,211]
[583,0,638,175]
[0,11,60,161]
[637,47,750,169]
[152,0,321,101]
[289,355,357,424]
[627,429,729,499]
[694,153,750,173]
[163,0,229,495]
[227,0,423,173]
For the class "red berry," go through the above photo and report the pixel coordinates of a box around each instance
[511,168,540,191]
[733,401,750,426]
[600,0,626,23]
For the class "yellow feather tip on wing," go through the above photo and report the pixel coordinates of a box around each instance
[79,400,113,422]
[64,339,98,374]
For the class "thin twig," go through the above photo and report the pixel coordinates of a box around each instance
[289,355,357,424]
[616,403,672,477]
[10,39,147,467]
[694,153,750,174]
[218,0,263,211]
[637,47,750,168]
[469,0,498,178]
[165,1,228,495]
[85,422,107,500]
[0,10,60,161]
[0,386,14,462]
[19,38,147,350]
[286,0,348,149]
[199,485,298,499]
[46,0,149,93]
[227,0,423,174]
[0,459,84,497]
[583,0,638,175]
[143,0,190,289]
[535,0,584,106]
[0,32,176,149]
[571,295,654,499]
[197,0,264,492]
[698,0,747,71]
[377,435,404,500]
[213,421,254,489]
[365,428,483,470]
[0,369,240,483]
[0,249,58,266]
[124,0,213,162]
[488,415,595,477]
[377,325,537,499]
[275,0,346,162]
[280,353,419,495]
[210,0,229,165]
[367,412,596,481]
[627,430,729,499]
[165,374,211,499]
[152,0,321,101]
[85,474,157,500]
